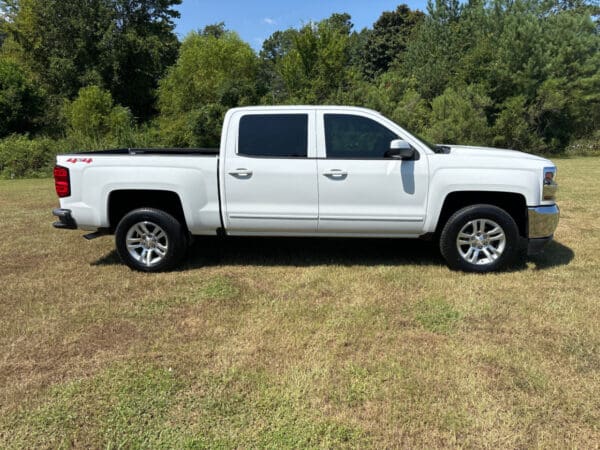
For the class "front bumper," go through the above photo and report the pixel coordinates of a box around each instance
[52,208,77,230]
[528,205,560,238]
[527,204,559,255]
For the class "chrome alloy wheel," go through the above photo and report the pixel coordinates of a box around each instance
[125,221,169,267]
[456,219,506,266]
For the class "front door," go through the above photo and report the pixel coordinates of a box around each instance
[316,112,429,235]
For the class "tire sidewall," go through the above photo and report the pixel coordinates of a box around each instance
[440,204,519,273]
[115,208,185,272]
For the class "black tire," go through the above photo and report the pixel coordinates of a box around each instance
[439,204,519,273]
[115,208,186,272]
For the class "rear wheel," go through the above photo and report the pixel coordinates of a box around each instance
[115,208,186,272]
[440,204,519,272]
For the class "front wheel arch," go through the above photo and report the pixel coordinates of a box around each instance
[434,191,527,238]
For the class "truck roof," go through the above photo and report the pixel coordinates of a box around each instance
[226,105,383,115]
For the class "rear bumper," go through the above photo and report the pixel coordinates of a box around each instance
[527,204,559,255]
[52,208,77,230]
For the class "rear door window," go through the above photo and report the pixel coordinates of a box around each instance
[238,114,308,157]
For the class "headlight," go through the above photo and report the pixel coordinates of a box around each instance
[543,167,557,201]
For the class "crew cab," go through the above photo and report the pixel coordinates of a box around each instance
[52,106,559,272]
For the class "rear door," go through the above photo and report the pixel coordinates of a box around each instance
[316,111,429,235]
[223,110,318,234]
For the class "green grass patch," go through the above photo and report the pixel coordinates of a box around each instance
[199,276,240,300]
[5,364,181,449]
[137,275,242,316]
[3,364,368,449]
[184,368,368,448]
[413,297,462,333]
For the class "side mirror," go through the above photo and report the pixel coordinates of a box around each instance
[387,139,415,160]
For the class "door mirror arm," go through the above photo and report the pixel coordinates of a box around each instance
[387,139,417,160]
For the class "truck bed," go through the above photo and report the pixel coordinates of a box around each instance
[55,149,222,235]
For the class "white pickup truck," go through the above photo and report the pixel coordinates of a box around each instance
[52,106,559,273]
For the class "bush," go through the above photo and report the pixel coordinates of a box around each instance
[0,123,162,179]
[0,135,62,178]
[0,58,45,137]
[63,85,134,149]
[564,130,600,157]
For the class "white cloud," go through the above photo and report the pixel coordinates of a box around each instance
[263,17,276,25]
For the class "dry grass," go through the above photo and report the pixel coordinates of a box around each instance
[0,157,598,448]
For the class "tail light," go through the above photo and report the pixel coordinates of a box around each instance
[54,165,71,198]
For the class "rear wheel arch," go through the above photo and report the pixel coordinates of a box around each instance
[107,189,188,232]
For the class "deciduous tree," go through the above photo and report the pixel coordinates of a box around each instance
[362,5,424,78]
[2,0,181,120]
[0,57,44,137]
[157,26,259,147]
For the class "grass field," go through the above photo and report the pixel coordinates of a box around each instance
[0,157,599,448]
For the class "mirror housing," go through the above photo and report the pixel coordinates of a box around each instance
[387,139,415,160]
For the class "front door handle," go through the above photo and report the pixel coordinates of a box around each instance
[229,168,253,177]
[323,169,348,178]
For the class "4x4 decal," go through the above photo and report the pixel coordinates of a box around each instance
[66,158,93,164]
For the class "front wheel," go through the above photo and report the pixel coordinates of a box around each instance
[440,204,519,273]
[115,208,186,272]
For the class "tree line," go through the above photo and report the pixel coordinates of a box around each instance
[0,0,598,177]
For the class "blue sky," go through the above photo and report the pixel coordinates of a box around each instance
[174,0,429,51]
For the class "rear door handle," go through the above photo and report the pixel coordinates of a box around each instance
[229,168,253,177]
[323,169,348,177]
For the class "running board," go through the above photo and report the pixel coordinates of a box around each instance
[83,229,110,240]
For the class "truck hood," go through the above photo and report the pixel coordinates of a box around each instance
[442,145,551,164]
